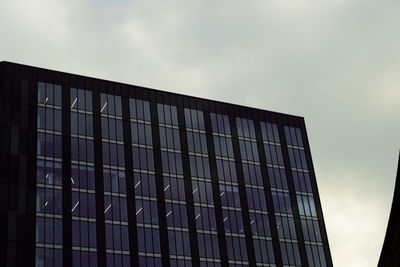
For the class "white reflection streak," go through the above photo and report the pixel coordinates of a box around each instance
[250,220,254,224]
[104,203,112,213]
[134,180,141,188]
[192,188,198,194]
[195,214,201,220]
[220,191,225,196]
[71,201,80,212]
[71,177,75,184]
[164,184,170,191]
[166,210,172,217]
[136,207,143,215]
[223,217,228,222]
[44,201,48,207]
[100,102,108,113]
[71,98,78,109]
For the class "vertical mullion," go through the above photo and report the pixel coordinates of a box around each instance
[229,113,256,266]
[121,94,139,267]
[278,120,308,266]
[62,77,72,267]
[177,105,199,266]
[203,110,228,266]
[150,100,170,267]
[92,85,106,267]
[254,117,283,266]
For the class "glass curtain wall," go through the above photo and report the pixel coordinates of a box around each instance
[261,122,301,266]
[70,88,97,266]
[36,82,63,267]
[100,93,130,267]
[184,108,220,267]
[130,99,161,266]
[210,113,248,266]
[236,118,275,266]
[284,126,326,267]
[157,104,192,266]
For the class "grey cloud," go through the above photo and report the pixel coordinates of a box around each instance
[1,1,400,266]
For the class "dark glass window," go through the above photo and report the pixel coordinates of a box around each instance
[99,93,122,116]
[157,103,178,126]
[236,117,275,264]
[36,82,63,267]
[276,215,297,240]
[185,108,220,265]
[159,104,192,264]
[130,99,151,121]
[284,125,327,266]
[306,244,326,267]
[212,113,250,264]
[100,93,130,266]
[130,98,161,262]
[70,88,97,264]
[71,88,93,112]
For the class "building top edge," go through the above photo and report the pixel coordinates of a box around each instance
[0,61,304,121]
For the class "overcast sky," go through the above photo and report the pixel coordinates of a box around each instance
[1,0,400,266]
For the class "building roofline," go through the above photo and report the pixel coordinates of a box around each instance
[0,60,304,120]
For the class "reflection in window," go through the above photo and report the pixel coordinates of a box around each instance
[297,195,317,217]
[36,82,63,267]
[70,88,97,267]
[131,98,161,265]
[211,113,248,265]
[101,93,130,267]
[237,117,274,265]
[159,104,192,265]
[284,125,326,266]
[38,82,62,107]
[100,93,122,116]
[185,108,220,265]
[261,122,302,265]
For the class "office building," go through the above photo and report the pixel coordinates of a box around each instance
[0,61,333,266]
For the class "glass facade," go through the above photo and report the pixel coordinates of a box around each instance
[284,126,327,267]
[130,99,162,266]
[261,122,301,266]
[185,109,220,266]
[158,104,192,266]
[236,118,275,266]
[211,113,248,266]
[70,88,97,267]
[14,62,331,267]
[36,82,63,267]
[100,93,130,267]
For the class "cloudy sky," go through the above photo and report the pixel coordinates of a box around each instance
[1,0,400,266]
